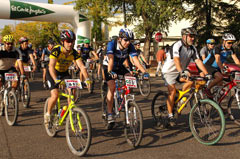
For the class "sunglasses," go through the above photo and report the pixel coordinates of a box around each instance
[5,43,13,45]
[65,39,74,43]
[226,42,234,45]
[123,38,130,42]
[209,43,215,45]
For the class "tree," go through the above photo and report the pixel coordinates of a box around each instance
[125,0,185,61]
[1,25,13,37]
[184,0,240,47]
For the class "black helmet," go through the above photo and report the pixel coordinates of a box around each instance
[19,37,28,44]
[48,39,55,45]
[181,27,197,36]
[133,40,140,45]
[60,29,76,41]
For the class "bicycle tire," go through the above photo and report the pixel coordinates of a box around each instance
[227,94,240,125]
[100,80,107,100]
[189,99,225,145]
[0,93,4,116]
[43,97,58,137]
[21,80,31,108]
[5,91,18,126]
[101,96,108,126]
[74,89,81,103]
[65,107,92,156]
[138,78,151,97]
[151,91,169,127]
[124,101,143,147]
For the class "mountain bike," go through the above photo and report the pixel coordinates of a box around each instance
[151,76,225,145]
[102,75,143,147]
[68,65,81,103]
[43,79,92,156]
[85,59,97,94]
[0,73,19,126]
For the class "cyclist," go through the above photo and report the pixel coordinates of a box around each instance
[44,29,90,126]
[200,39,215,60]
[15,37,37,73]
[96,43,107,80]
[131,40,150,69]
[41,39,55,89]
[102,28,149,128]
[161,27,209,127]
[79,39,98,84]
[203,33,240,98]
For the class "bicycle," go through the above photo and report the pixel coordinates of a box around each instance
[132,66,151,97]
[68,65,81,103]
[0,73,19,126]
[16,68,31,108]
[151,76,225,145]
[85,59,97,94]
[43,79,92,156]
[102,75,143,147]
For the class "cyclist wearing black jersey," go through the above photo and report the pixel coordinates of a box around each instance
[203,33,240,98]
[103,28,149,127]
[41,39,54,89]
[79,39,98,83]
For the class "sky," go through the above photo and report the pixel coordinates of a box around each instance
[0,0,73,29]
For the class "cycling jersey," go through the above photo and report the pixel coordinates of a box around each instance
[136,49,145,65]
[162,40,199,73]
[42,47,51,62]
[0,47,21,70]
[200,46,213,59]
[19,47,33,63]
[203,44,236,68]
[103,39,138,69]
[49,45,81,72]
[80,46,93,61]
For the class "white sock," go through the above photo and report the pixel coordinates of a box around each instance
[168,113,173,118]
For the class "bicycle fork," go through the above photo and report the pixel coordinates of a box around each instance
[234,89,240,110]
[125,95,135,125]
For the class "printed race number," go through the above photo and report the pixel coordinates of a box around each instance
[234,72,240,82]
[65,79,82,89]
[125,76,137,88]
[24,66,32,72]
[5,73,18,81]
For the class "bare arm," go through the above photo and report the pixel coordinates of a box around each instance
[232,54,240,67]
[173,57,183,72]
[91,51,99,60]
[29,54,37,72]
[140,54,148,65]
[195,59,208,75]
[49,58,57,81]
[17,60,25,75]
[107,54,114,72]
[76,59,89,79]
[215,54,224,70]
[132,56,146,73]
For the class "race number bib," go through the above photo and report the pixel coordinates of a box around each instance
[5,73,18,81]
[234,72,240,82]
[65,79,82,89]
[24,66,31,72]
[125,76,137,88]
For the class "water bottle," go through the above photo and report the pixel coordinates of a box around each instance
[178,97,187,107]
[60,106,68,117]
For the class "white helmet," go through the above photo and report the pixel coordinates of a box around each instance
[222,33,236,41]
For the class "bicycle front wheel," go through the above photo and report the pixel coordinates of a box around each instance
[124,101,143,147]
[189,99,225,145]
[5,91,18,126]
[66,107,92,156]
[138,79,151,97]
[21,80,31,108]
[151,91,169,127]
[228,93,240,125]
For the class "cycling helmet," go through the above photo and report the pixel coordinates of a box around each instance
[3,35,14,43]
[206,39,215,44]
[119,28,134,40]
[133,40,140,45]
[48,39,55,45]
[222,33,236,41]
[19,37,28,44]
[181,27,197,36]
[60,29,76,41]
[84,39,90,44]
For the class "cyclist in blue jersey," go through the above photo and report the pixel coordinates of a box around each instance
[102,28,149,128]
[203,33,240,98]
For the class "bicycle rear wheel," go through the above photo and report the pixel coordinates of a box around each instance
[189,99,225,145]
[5,91,18,126]
[151,91,169,127]
[43,97,58,137]
[138,78,151,97]
[21,80,31,108]
[124,101,143,147]
[66,107,92,156]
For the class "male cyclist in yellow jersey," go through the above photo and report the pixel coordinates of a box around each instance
[44,29,90,126]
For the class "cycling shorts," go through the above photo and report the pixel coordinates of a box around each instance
[46,69,71,90]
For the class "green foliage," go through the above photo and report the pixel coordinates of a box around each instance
[1,25,13,37]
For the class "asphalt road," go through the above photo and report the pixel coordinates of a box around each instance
[1,72,240,159]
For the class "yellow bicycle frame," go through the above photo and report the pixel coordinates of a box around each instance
[57,91,83,133]
[175,89,191,114]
